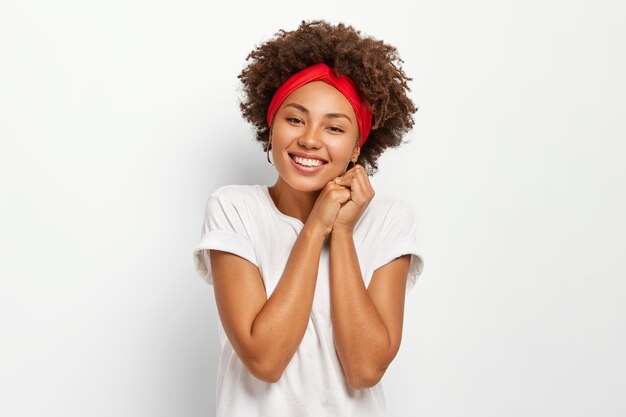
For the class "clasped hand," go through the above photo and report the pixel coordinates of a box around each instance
[330,164,375,234]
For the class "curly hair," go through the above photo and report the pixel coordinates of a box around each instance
[238,19,418,176]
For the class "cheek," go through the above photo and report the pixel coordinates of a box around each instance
[327,142,355,160]
[270,128,295,148]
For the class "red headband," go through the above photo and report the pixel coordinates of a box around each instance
[266,63,373,147]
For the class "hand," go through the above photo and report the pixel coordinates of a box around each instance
[304,178,352,239]
[331,164,375,235]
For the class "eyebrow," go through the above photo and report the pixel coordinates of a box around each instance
[284,102,352,124]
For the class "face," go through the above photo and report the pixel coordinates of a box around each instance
[269,81,360,192]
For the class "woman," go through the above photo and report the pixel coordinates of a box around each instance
[193,19,424,417]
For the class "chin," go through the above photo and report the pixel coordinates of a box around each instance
[282,174,330,192]
[290,179,326,192]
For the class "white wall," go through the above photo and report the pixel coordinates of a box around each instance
[1,0,624,416]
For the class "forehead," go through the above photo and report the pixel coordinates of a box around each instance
[281,81,355,116]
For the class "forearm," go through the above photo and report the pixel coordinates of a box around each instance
[249,223,326,380]
[329,229,391,388]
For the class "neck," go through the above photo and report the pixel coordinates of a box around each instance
[268,177,322,224]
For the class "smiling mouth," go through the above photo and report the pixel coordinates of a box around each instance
[289,154,328,167]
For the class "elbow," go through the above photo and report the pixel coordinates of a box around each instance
[343,344,398,389]
[244,357,285,384]
[235,337,289,383]
[346,367,384,390]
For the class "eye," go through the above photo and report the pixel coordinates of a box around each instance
[287,117,303,124]
[328,126,344,133]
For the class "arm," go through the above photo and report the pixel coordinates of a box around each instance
[329,229,411,389]
[210,222,326,383]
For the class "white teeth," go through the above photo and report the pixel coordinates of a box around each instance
[292,155,325,167]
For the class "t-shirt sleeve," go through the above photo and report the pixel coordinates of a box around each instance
[370,204,425,294]
[192,193,258,286]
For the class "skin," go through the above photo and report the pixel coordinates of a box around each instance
[266,80,361,230]
[209,80,411,389]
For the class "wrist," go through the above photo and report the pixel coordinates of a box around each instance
[302,222,329,241]
[330,226,353,238]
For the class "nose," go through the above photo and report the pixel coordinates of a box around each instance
[297,122,323,149]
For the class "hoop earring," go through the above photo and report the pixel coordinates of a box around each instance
[266,140,274,166]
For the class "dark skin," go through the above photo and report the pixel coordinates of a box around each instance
[209,81,411,388]
[238,20,418,177]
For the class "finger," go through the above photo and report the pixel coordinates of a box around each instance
[338,187,351,204]
[349,171,364,202]
[338,167,359,181]
[339,163,359,178]
[338,167,358,183]
[354,165,374,196]
[350,162,362,171]
[334,173,354,186]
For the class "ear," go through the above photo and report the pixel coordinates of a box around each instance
[352,143,360,161]
[371,115,380,130]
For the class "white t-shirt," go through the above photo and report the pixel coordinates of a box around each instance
[193,184,424,417]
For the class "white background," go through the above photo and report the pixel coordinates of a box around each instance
[1,0,624,416]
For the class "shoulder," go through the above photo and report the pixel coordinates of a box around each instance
[365,193,415,219]
[208,184,260,203]
[201,185,263,229]
[355,194,417,238]
[201,184,262,222]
